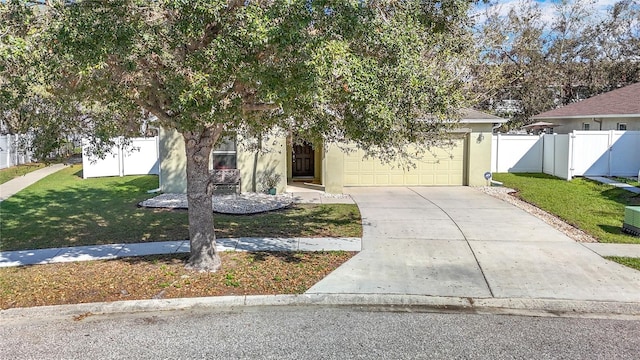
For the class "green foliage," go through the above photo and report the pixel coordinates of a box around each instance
[223,272,240,287]
[472,0,640,124]
[493,173,640,244]
[36,0,475,157]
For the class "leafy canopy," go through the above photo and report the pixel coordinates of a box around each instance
[10,0,477,160]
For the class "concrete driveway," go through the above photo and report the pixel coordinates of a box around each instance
[307,187,640,302]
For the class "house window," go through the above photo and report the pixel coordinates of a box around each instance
[582,123,590,130]
[211,136,237,170]
[618,123,627,131]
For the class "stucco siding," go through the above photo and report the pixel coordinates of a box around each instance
[549,116,640,133]
[159,129,287,194]
[159,128,187,193]
[160,122,498,194]
[237,135,288,194]
[467,131,492,186]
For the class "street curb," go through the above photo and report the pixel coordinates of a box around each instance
[2,294,640,322]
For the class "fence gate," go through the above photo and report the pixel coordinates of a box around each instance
[570,131,640,177]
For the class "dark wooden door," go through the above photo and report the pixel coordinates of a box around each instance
[292,143,314,177]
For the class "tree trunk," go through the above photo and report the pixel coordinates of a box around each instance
[183,128,222,272]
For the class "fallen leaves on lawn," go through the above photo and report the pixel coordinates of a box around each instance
[0,251,355,310]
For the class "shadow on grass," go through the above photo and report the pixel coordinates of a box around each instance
[119,253,190,266]
[250,251,304,264]
[0,174,189,251]
[599,186,640,207]
[214,204,362,239]
[508,173,558,179]
[117,251,323,266]
[598,224,625,236]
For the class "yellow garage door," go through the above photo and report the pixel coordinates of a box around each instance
[343,139,466,186]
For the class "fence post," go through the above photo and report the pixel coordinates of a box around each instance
[608,130,614,177]
[568,132,575,180]
[12,134,18,167]
[119,136,125,177]
[495,133,500,173]
[5,134,11,168]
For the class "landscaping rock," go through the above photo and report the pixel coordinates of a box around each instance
[139,193,294,214]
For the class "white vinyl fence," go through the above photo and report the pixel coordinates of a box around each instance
[491,134,543,173]
[82,137,159,179]
[492,131,640,180]
[0,134,34,170]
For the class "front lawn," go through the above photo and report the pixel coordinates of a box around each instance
[0,251,355,309]
[493,173,640,244]
[0,166,362,251]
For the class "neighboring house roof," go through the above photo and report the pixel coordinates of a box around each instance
[459,108,508,124]
[534,82,640,119]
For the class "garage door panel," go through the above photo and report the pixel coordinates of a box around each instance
[389,174,405,185]
[345,174,362,184]
[405,174,419,183]
[375,174,389,184]
[343,140,466,186]
[360,161,374,171]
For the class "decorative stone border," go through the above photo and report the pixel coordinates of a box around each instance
[139,193,295,214]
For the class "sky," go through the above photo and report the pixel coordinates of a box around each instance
[471,0,621,24]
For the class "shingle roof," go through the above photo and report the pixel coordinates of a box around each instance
[534,82,640,119]
[460,108,507,123]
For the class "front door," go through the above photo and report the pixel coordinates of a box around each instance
[292,143,314,177]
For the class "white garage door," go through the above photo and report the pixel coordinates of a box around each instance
[343,139,466,186]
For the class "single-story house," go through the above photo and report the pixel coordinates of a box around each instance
[159,109,507,194]
[533,82,640,133]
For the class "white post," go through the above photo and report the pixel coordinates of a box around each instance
[607,130,614,177]
[6,134,11,168]
[494,133,500,173]
[12,134,18,167]
[119,137,125,177]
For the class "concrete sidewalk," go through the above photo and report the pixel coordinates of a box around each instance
[0,237,361,268]
[582,243,640,257]
[0,163,67,201]
[307,187,640,303]
[586,176,640,194]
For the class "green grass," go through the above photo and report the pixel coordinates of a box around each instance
[0,166,362,251]
[0,163,47,184]
[493,173,640,244]
[606,257,640,271]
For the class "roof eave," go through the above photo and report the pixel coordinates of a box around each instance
[460,118,509,124]
[534,113,640,120]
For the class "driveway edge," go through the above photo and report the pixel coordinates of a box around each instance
[2,294,640,322]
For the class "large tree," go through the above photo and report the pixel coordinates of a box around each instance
[471,0,640,126]
[1,1,145,159]
[5,0,476,271]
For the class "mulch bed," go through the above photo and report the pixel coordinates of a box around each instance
[0,251,355,309]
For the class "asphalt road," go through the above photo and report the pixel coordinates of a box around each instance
[2,306,639,359]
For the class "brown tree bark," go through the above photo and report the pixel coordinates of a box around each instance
[183,127,223,272]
